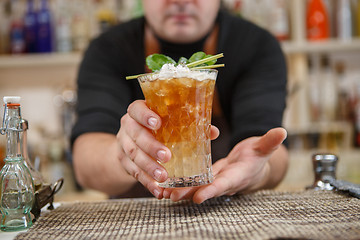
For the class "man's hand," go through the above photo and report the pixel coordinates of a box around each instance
[163,127,288,203]
[117,100,221,199]
[116,100,171,199]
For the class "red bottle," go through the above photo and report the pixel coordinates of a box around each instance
[306,0,330,41]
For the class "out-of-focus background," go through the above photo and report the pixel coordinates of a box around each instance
[0,0,359,202]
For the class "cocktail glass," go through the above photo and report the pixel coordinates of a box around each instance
[138,68,217,188]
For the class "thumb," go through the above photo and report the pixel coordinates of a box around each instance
[255,127,287,156]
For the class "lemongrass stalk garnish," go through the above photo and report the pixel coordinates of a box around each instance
[126,73,148,80]
[190,64,225,70]
[186,53,224,68]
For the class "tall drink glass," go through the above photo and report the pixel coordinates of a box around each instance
[138,67,217,188]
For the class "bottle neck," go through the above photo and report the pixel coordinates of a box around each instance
[27,0,35,11]
[4,105,24,161]
[40,0,49,10]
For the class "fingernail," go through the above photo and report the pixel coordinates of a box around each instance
[148,117,158,128]
[157,150,166,162]
[154,169,163,181]
[153,189,160,198]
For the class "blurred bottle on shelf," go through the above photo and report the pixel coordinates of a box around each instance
[308,56,321,122]
[9,0,26,54]
[0,1,11,54]
[54,0,72,52]
[320,55,338,122]
[323,0,337,37]
[356,0,360,36]
[243,0,269,29]
[335,61,352,121]
[36,0,53,53]
[267,0,289,41]
[306,0,330,40]
[96,7,117,34]
[336,0,353,40]
[234,0,290,41]
[24,0,37,53]
[71,1,89,52]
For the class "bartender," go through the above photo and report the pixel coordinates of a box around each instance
[71,0,288,203]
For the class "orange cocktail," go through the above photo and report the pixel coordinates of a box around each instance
[138,67,217,187]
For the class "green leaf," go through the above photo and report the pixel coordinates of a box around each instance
[177,57,188,65]
[188,51,206,64]
[146,54,176,72]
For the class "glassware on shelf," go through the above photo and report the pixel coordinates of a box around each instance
[0,96,34,232]
[9,0,26,54]
[267,0,290,41]
[24,0,38,53]
[71,1,89,52]
[335,0,353,41]
[36,0,53,52]
[306,0,330,41]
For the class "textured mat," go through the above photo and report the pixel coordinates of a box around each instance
[15,190,360,240]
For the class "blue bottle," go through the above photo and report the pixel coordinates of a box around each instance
[24,0,38,53]
[37,0,53,52]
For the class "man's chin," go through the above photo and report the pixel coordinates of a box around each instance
[165,30,202,43]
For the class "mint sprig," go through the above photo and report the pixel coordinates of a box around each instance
[146,54,176,72]
[126,51,224,80]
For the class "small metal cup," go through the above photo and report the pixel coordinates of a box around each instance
[307,153,338,190]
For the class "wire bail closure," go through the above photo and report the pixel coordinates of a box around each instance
[1,103,24,135]
[0,103,9,135]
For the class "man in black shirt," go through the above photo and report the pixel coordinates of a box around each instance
[71,0,288,203]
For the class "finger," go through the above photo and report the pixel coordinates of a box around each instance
[127,100,161,130]
[121,133,168,183]
[255,127,287,156]
[169,187,198,202]
[121,114,171,163]
[210,125,220,140]
[163,188,173,199]
[192,176,233,204]
[121,155,164,199]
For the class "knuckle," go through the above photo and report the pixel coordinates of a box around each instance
[120,114,128,126]
[127,100,142,113]
[117,149,125,161]
[127,101,135,112]
[133,169,141,181]
[123,140,138,161]
[132,130,141,144]
[128,145,138,161]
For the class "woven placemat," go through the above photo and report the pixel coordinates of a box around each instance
[15,190,360,240]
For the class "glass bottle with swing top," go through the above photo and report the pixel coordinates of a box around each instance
[0,96,34,231]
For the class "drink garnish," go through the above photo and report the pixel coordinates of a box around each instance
[126,51,224,80]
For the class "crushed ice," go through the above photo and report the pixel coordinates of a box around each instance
[156,64,217,81]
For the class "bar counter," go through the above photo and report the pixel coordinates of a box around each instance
[2,189,360,240]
